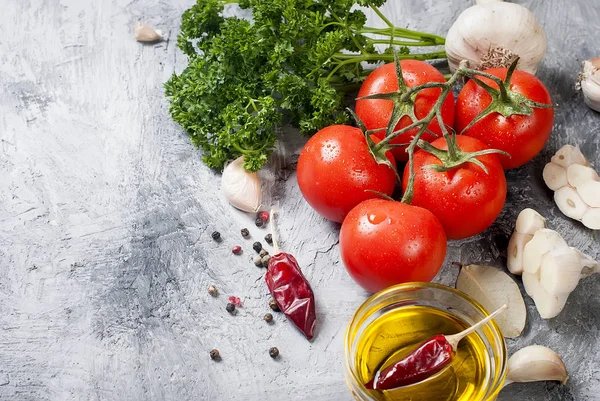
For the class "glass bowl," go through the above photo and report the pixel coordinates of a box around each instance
[344,282,507,401]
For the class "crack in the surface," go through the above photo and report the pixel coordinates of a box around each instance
[311,239,340,268]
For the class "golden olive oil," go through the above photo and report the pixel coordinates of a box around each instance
[354,305,490,401]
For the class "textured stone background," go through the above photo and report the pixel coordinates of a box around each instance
[0,0,598,400]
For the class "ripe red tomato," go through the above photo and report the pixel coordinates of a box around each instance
[297,125,397,223]
[402,135,507,240]
[455,68,554,169]
[340,199,447,293]
[355,60,455,162]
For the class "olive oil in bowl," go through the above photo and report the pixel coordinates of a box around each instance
[345,283,507,401]
[355,305,489,401]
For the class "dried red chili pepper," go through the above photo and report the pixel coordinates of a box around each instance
[265,210,316,340]
[366,305,506,391]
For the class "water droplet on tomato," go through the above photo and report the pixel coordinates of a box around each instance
[368,212,387,224]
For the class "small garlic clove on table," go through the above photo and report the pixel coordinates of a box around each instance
[579,58,600,112]
[134,22,163,42]
[504,345,568,387]
[221,156,262,213]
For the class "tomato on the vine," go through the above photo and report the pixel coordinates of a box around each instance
[297,125,397,223]
[455,68,554,170]
[340,199,447,293]
[402,135,507,240]
[355,60,455,162]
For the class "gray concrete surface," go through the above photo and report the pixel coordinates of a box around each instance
[0,0,598,400]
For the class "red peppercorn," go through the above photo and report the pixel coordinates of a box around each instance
[258,211,269,223]
[232,245,242,255]
[228,296,242,307]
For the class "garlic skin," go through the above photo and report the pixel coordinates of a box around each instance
[134,22,163,42]
[543,145,600,229]
[579,58,600,112]
[445,3,547,75]
[504,345,568,387]
[221,156,262,213]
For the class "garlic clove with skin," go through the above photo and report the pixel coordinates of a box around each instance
[542,162,568,191]
[579,57,600,112]
[522,272,569,319]
[507,232,532,275]
[221,156,262,213]
[515,208,547,235]
[582,208,600,230]
[504,345,568,387]
[134,22,163,42]
[554,186,589,220]
[445,2,546,75]
[550,145,588,169]
[566,164,599,188]
[539,248,583,295]
[576,180,600,208]
[522,229,568,274]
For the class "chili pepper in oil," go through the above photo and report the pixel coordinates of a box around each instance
[366,305,507,391]
[265,210,317,340]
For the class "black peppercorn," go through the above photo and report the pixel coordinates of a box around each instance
[264,313,273,323]
[226,303,236,314]
[241,228,250,238]
[269,347,279,358]
[210,349,221,360]
[253,241,262,253]
[255,217,264,228]
[268,298,280,312]
[211,231,221,241]
[264,233,273,245]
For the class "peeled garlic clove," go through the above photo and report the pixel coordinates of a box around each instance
[134,22,163,42]
[522,271,569,319]
[515,208,547,235]
[507,232,532,275]
[221,156,262,213]
[543,162,568,191]
[522,229,568,274]
[566,164,599,188]
[539,248,583,295]
[579,58,600,112]
[582,207,600,230]
[550,145,588,169]
[554,186,589,220]
[576,180,600,208]
[504,345,568,386]
[445,3,546,74]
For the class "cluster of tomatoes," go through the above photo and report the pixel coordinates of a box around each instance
[297,59,554,293]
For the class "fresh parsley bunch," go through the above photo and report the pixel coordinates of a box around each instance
[165,0,445,171]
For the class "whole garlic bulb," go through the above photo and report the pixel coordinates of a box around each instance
[445,2,547,75]
[221,156,262,213]
[579,57,600,112]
